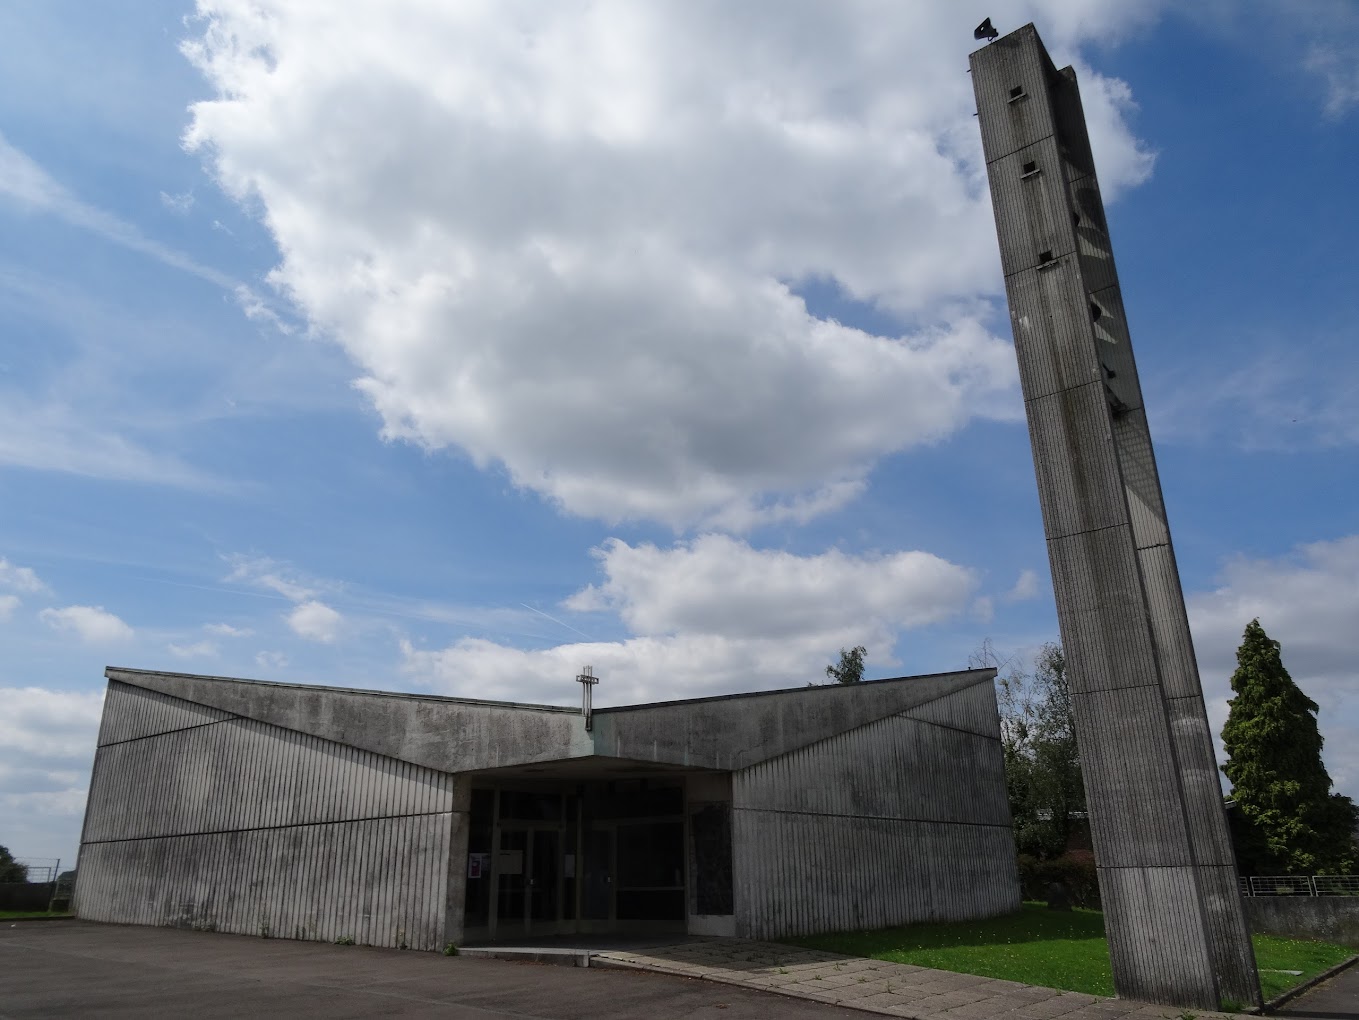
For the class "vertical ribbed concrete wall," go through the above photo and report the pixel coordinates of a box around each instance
[971,25,1259,1009]
[731,680,1018,939]
[76,682,463,951]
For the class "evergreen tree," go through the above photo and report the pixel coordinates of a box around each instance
[0,844,27,883]
[1221,619,1357,875]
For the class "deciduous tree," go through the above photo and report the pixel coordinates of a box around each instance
[825,645,867,684]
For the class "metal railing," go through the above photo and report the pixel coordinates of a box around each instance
[1240,875,1359,897]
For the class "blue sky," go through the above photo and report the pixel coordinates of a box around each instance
[2,1,1356,870]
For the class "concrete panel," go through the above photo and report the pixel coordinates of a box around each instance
[1139,546,1205,702]
[730,698,1018,940]
[75,815,451,951]
[1197,863,1264,1006]
[591,669,997,770]
[1071,686,1193,867]
[732,811,1017,940]
[1007,263,1103,401]
[899,677,1003,739]
[735,714,1010,827]
[1047,525,1161,696]
[1089,285,1144,412]
[1165,696,1235,868]
[76,682,463,951]
[971,24,1057,164]
[84,716,456,842]
[1025,384,1128,540]
[97,680,231,745]
[986,142,1076,277]
[108,667,589,774]
[1099,865,1219,1010]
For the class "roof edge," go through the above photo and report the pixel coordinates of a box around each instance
[103,666,580,715]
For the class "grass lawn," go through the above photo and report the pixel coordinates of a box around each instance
[0,910,73,920]
[786,903,1354,1004]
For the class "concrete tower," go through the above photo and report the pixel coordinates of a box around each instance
[970,25,1260,1010]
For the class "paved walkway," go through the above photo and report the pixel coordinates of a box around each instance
[592,938,1244,1020]
[1276,961,1359,1020]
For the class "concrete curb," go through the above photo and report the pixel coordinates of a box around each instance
[457,946,595,968]
[2,915,75,924]
[1261,953,1359,1014]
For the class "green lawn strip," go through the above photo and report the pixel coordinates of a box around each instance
[0,910,73,920]
[787,903,1115,996]
[785,903,1354,1003]
[1252,934,1354,1002]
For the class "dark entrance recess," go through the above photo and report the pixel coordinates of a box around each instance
[464,778,694,939]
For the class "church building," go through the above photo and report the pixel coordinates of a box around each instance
[74,665,1018,950]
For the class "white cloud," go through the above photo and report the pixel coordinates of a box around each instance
[159,189,195,213]
[1188,535,1359,800]
[0,557,48,593]
[167,640,218,659]
[0,686,103,865]
[234,284,296,335]
[287,600,343,643]
[566,535,974,638]
[1306,43,1359,118]
[1004,569,1041,603]
[255,650,288,670]
[0,397,229,490]
[182,2,1156,529]
[0,687,105,759]
[205,622,253,637]
[224,553,318,601]
[38,605,134,643]
[407,534,975,703]
[0,594,18,619]
[0,130,238,291]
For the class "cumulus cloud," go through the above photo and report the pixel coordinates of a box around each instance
[567,536,973,637]
[405,534,975,703]
[38,605,134,643]
[0,594,19,620]
[182,2,1156,529]
[287,600,343,643]
[0,686,103,864]
[0,557,48,593]
[1188,535,1359,799]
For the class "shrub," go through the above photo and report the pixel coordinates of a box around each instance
[1017,850,1100,908]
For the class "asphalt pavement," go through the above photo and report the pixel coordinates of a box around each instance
[0,920,862,1019]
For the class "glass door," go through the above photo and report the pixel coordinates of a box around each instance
[495,828,529,936]
[527,829,559,934]
[496,826,564,937]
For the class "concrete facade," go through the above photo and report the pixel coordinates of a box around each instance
[75,666,1018,950]
[971,25,1259,1010]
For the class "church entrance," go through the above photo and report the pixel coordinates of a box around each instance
[463,778,690,942]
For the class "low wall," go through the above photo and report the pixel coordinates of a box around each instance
[1245,897,1359,948]
[0,882,56,911]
